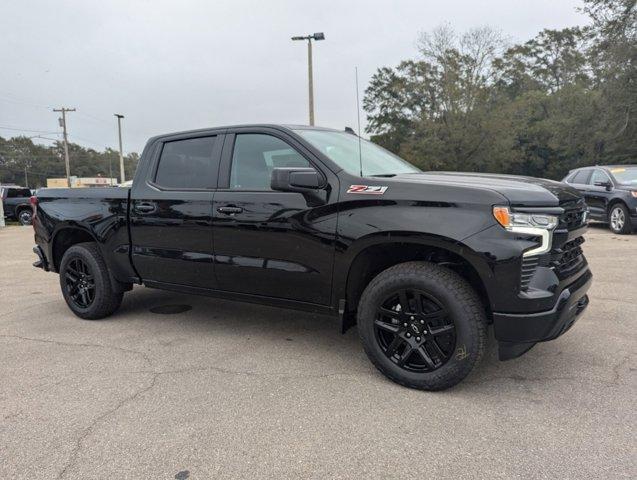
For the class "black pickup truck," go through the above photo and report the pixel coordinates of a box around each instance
[2,186,34,225]
[32,125,592,390]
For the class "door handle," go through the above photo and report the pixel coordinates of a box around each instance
[134,202,156,213]
[217,205,243,215]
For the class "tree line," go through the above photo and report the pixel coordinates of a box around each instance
[1,0,634,187]
[0,135,139,188]
[363,0,636,179]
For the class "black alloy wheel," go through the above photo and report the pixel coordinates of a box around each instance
[64,258,96,308]
[374,289,456,372]
[59,242,124,319]
[357,261,487,390]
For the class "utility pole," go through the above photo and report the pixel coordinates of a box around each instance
[291,32,325,126]
[24,165,28,188]
[114,114,125,183]
[53,107,76,187]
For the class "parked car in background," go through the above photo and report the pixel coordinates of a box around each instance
[562,165,637,234]
[1,185,34,225]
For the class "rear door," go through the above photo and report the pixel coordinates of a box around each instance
[129,132,224,288]
[211,128,339,305]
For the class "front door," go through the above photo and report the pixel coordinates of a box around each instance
[129,133,223,288]
[585,169,613,220]
[212,130,338,305]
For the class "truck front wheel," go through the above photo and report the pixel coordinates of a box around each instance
[17,208,33,225]
[357,261,487,390]
[59,242,123,320]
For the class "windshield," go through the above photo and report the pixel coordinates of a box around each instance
[294,129,420,176]
[609,167,637,185]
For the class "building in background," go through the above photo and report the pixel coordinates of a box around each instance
[46,176,117,188]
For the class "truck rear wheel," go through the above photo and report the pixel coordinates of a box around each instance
[59,242,123,320]
[357,261,487,390]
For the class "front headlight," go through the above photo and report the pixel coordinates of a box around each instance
[493,206,558,230]
[493,206,558,257]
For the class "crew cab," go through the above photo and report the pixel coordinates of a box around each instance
[31,125,592,390]
[2,185,34,225]
[563,165,637,234]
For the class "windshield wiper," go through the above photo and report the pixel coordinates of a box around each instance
[369,174,396,177]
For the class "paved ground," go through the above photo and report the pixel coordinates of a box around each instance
[0,225,635,479]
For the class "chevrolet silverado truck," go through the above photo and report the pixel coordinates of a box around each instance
[31,125,592,390]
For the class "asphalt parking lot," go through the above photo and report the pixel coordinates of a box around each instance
[1,225,635,479]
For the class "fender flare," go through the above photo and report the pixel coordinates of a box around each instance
[332,230,493,311]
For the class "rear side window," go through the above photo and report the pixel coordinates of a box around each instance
[6,188,31,198]
[155,136,218,189]
[570,170,591,184]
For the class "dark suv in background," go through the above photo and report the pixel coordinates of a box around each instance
[1,186,34,225]
[563,165,637,234]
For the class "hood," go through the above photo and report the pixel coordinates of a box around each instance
[616,183,637,191]
[391,172,582,206]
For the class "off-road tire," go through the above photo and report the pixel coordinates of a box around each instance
[59,242,123,320]
[358,261,487,391]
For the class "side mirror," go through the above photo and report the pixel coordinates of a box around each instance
[594,181,612,191]
[271,167,323,192]
[271,167,326,205]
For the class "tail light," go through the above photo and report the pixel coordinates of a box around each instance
[30,195,38,227]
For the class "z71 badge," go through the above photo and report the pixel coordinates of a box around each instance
[347,185,388,195]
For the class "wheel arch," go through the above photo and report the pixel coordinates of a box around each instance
[608,197,628,213]
[15,204,33,221]
[51,226,99,272]
[336,233,492,331]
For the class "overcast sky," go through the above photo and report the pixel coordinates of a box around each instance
[1,0,589,154]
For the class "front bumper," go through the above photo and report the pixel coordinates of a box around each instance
[493,268,592,360]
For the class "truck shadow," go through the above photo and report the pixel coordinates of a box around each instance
[110,285,581,389]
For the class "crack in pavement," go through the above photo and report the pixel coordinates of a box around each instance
[56,372,159,480]
[0,334,153,368]
[470,353,635,388]
[611,354,634,384]
[588,295,637,306]
[129,364,366,380]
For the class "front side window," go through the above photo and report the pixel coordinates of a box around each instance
[155,136,218,189]
[230,134,310,190]
[294,129,420,176]
[590,169,611,185]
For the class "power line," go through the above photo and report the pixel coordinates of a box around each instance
[0,125,60,134]
[0,95,51,110]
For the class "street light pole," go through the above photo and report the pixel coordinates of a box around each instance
[292,32,325,126]
[114,114,125,183]
[307,39,314,126]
